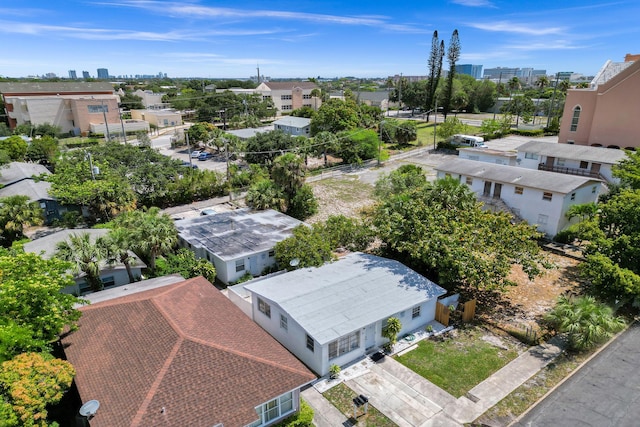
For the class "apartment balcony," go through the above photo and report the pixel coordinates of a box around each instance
[537,163,603,180]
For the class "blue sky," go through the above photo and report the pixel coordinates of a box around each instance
[2,1,639,79]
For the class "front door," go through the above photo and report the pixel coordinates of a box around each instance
[483,181,492,197]
[493,183,502,199]
[591,163,601,174]
[364,324,376,351]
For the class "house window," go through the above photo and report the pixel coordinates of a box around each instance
[254,392,294,425]
[262,95,271,101]
[570,106,581,131]
[306,334,314,352]
[412,305,421,319]
[235,259,245,272]
[328,331,360,360]
[524,152,539,160]
[465,177,473,185]
[280,314,288,331]
[557,158,566,167]
[303,104,312,108]
[303,94,312,99]
[281,94,292,100]
[87,104,107,113]
[258,298,271,318]
[542,192,553,201]
[571,192,576,201]
[282,105,292,110]
[537,214,548,225]
[514,186,524,195]
[268,250,275,257]
[592,186,597,194]
[579,161,588,169]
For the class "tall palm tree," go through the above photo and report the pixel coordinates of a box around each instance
[98,228,137,283]
[246,179,286,211]
[56,232,105,292]
[271,153,305,200]
[0,195,44,245]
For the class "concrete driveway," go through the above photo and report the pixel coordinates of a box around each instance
[513,323,640,427]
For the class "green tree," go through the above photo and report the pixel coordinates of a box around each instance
[0,250,82,358]
[373,177,546,290]
[155,248,216,283]
[613,149,640,189]
[98,228,138,283]
[271,153,305,200]
[335,129,380,164]
[442,29,461,118]
[374,165,427,199]
[394,121,418,145]
[310,99,360,135]
[55,232,105,292]
[0,196,43,246]
[436,117,468,140]
[245,179,286,211]
[34,123,61,138]
[544,295,625,351]
[274,225,334,271]
[382,317,402,347]
[500,95,535,127]
[287,184,318,220]
[0,136,27,161]
[313,131,339,166]
[320,215,374,252]
[244,130,297,165]
[25,135,59,165]
[426,31,445,120]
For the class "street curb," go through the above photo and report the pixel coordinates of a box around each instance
[507,320,636,426]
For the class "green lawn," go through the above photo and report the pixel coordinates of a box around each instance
[323,383,397,427]
[395,326,519,398]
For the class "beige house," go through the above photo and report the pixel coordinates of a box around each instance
[255,81,321,114]
[559,56,640,150]
[130,109,182,128]
[0,82,121,136]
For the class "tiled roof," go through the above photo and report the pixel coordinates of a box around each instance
[62,276,315,427]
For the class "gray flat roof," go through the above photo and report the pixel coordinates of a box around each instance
[436,158,599,194]
[517,141,628,164]
[23,228,110,258]
[0,162,51,186]
[175,208,302,261]
[244,253,446,345]
[225,126,273,139]
[0,81,114,94]
[458,147,517,158]
[81,274,185,305]
[273,117,311,128]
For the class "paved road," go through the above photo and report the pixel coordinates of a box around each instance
[513,323,640,427]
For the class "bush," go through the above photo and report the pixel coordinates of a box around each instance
[274,399,314,427]
[511,128,544,137]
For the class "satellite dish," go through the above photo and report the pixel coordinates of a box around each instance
[79,400,100,417]
[289,258,300,267]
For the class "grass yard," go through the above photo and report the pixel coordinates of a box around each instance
[395,326,519,398]
[323,383,397,427]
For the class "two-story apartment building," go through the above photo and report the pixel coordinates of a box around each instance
[436,158,602,236]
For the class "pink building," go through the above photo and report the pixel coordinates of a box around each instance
[559,56,640,150]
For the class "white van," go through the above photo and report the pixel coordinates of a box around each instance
[450,134,487,148]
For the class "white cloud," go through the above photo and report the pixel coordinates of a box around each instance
[451,0,494,7]
[469,21,565,36]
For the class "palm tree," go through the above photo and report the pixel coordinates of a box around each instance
[246,179,286,211]
[545,295,625,351]
[382,317,402,349]
[535,75,549,91]
[56,232,105,292]
[0,195,44,245]
[98,228,137,283]
[310,88,322,110]
[271,153,305,200]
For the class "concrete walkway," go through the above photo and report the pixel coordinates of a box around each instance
[303,335,566,427]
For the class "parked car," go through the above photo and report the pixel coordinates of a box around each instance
[181,161,198,169]
[190,150,201,158]
[198,152,214,161]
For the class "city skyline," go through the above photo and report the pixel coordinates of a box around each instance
[2,1,639,79]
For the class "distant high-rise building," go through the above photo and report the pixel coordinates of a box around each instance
[455,64,483,79]
[68,70,77,79]
[97,68,109,79]
[483,67,519,80]
[82,71,90,79]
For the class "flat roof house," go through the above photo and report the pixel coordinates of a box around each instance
[436,158,602,236]
[62,276,316,426]
[458,147,518,166]
[175,208,302,284]
[236,253,447,376]
[515,140,628,184]
[273,116,311,137]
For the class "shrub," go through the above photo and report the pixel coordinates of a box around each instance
[274,399,314,427]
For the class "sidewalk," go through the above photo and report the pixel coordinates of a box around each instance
[303,335,566,427]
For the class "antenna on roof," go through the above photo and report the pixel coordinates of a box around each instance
[79,399,100,419]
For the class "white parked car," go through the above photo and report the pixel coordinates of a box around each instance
[190,150,201,158]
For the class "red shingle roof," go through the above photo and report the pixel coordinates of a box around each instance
[62,276,315,427]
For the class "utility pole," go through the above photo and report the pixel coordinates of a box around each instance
[225,139,232,202]
[186,132,193,167]
[493,72,503,121]
[398,73,403,113]
[433,99,438,150]
[119,104,127,144]
[378,120,384,166]
[101,99,111,142]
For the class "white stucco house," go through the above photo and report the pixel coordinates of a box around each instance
[23,228,144,295]
[273,117,311,137]
[234,253,447,376]
[515,140,627,184]
[175,209,302,285]
[435,158,602,237]
[458,147,518,166]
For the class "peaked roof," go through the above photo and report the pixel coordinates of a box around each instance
[436,158,600,194]
[245,253,446,345]
[0,179,53,201]
[62,276,315,427]
[518,140,628,164]
[175,208,302,261]
[0,162,50,186]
